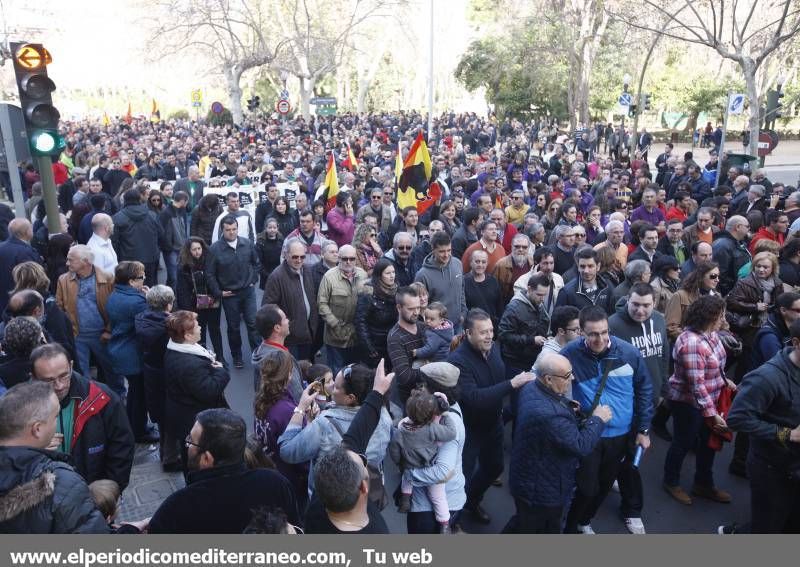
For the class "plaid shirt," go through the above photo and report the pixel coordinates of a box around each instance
[668,330,727,417]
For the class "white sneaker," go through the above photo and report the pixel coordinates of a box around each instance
[624,517,646,535]
[611,480,620,492]
[577,523,596,534]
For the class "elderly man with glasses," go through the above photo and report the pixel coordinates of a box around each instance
[317,244,369,374]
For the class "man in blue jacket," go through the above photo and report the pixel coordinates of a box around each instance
[510,353,611,533]
[0,218,42,314]
[447,308,535,525]
[561,306,653,534]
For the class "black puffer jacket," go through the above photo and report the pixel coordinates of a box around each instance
[135,309,169,424]
[712,230,752,296]
[354,285,397,362]
[0,446,109,533]
[112,204,166,264]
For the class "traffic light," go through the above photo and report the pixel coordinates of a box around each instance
[765,89,785,129]
[247,95,261,112]
[11,42,64,157]
[643,93,652,111]
[628,104,638,118]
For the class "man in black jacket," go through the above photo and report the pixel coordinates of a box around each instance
[712,215,752,296]
[206,216,261,368]
[498,273,551,376]
[0,381,110,533]
[0,219,42,314]
[447,308,535,524]
[728,320,800,533]
[29,343,135,491]
[556,248,614,315]
[148,408,299,533]
[159,191,189,289]
[112,189,166,287]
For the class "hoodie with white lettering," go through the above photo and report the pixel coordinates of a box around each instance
[608,297,669,401]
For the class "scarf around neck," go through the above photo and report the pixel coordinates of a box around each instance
[167,339,217,363]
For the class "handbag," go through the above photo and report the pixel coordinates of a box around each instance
[192,271,219,310]
[725,310,753,331]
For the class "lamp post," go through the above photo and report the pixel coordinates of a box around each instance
[618,73,631,159]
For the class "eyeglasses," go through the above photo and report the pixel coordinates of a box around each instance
[290,254,306,261]
[184,434,203,450]
[132,275,145,281]
[383,192,393,197]
[617,204,628,209]
[707,273,720,280]
[513,244,529,249]
[546,370,573,381]
[371,195,382,200]
[37,371,72,386]
[574,233,587,238]
[549,207,560,211]
[396,246,412,251]
[564,326,581,334]
[340,256,357,262]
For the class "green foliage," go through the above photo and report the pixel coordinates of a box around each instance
[167,109,190,121]
[206,107,233,125]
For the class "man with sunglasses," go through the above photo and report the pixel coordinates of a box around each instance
[149,408,299,534]
[318,245,368,374]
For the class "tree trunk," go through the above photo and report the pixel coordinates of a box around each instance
[224,66,244,125]
[298,76,316,119]
[742,57,760,158]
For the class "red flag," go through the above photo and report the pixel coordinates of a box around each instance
[124,102,132,125]
[341,143,358,172]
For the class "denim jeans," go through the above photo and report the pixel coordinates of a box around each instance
[462,418,504,507]
[748,455,800,533]
[125,373,147,439]
[220,286,260,357]
[164,251,179,289]
[663,400,715,488]
[325,345,356,375]
[143,262,159,288]
[75,333,126,397]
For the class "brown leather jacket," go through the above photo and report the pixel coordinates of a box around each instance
[56,268,114,339]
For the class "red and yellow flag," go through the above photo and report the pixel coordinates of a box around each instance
[313,153,340,212]
[102,112,111,126]
[150,99,160,123]
[342,143,358,172]
[124,102,132,125]
[397,131,437,214]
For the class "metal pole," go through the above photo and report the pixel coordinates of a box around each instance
[0,105,27,218]
[714,92,731,192]
[34,155,61,234]
[427,0,434,142]
[630,35,661,159]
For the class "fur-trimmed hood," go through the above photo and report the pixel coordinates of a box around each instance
[0,446,63,523]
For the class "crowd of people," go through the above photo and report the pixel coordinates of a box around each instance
[0,110,799,535]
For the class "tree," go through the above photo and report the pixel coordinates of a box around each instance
[268,0,399,118]
[612,0,800,156]
[548,0,611,130]
[148,0,281,125]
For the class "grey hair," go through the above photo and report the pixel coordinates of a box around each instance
[605,219,624,232]
[788,191,800,207]
[554,224,574,240]
[512,233,531,245]
[725,215,749,232]
[70,244,95,264]
[91,213,113,231]
[393,231,413,247]
[146,285,175,311]
[749,184,765,197]
[624,259,651,282]
[284,237,309,255]
[533,352,566,379]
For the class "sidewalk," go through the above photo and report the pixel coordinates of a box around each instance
[658,139,800,168]
[117,444,184,523]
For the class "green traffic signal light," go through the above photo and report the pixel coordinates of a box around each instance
[30,129,65,156]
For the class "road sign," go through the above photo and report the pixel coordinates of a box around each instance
[276,99,291,115]
[757,130,779,157]
[211,101,223,114]
[191,89,203,103]
[279,89,290,100]
[618,93,632,106]
[728,93,746,115]
[310,96,337,105]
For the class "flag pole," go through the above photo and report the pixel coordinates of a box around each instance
[427,0,434,144]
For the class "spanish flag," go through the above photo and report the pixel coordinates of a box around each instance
[102,112,111,126]
[124,102,132,125]
[394,139,402,185]
[313,153,340,212]
[150,99,160,123]
[342,143,358,172]
[397,131,438,214]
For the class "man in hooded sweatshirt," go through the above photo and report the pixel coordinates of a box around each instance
[415,232,467,333]
[608,282,667,534]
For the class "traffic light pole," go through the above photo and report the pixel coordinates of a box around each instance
[34,155,61,235]
[0,105,28,218]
